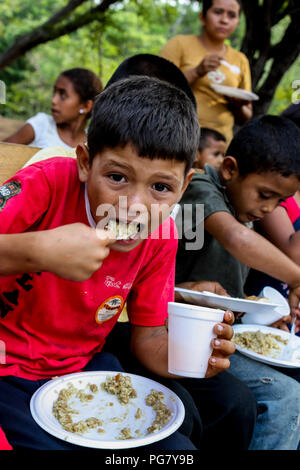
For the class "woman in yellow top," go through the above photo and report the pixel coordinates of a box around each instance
[160,0,253,145]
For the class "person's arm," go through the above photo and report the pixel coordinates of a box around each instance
[0,224,116,281]
[205,211,300,330]
[130,310,235,379]
[183,54,224,86]
[258,206,300,265]
[175,280,229,302]
[3,123,35,145]
[227,99,253,125]
[227,53,253,125]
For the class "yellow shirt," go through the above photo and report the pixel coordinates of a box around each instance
[160,34,252,144]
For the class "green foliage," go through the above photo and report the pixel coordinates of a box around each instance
[0,0,299,119]
[269,56,300,114]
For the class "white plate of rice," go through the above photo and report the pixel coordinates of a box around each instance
[233,324,300,368]
[30,371,185,449]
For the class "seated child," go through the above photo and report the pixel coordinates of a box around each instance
[175,115,300,450]
[4,68,102,149]
[245,190,300,318]
[22,55,194,170]
[245,103,300,329]
[194,128,226,171]
[176,115,300,321]
[0,76,256,450]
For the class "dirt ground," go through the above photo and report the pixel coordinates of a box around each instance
[0,115,25,140]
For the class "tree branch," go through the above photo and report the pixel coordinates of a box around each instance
[0,0,119,71]
[254,10,300,114]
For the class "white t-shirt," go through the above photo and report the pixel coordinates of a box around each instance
[26,112,73,149]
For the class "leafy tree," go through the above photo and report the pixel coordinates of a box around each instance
[0,0,299,119]
[240,0,300,115]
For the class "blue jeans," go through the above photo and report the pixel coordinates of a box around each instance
[229,352,300,450]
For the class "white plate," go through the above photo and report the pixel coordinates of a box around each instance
[174,287,281,314]
[30,371,184,449]
[241,286,289,325]
[233,324,300,368]
[211,84,259,101]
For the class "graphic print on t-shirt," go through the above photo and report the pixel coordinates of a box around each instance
[95,295,124,324]
[208,69,225,84]
[0,181,21,211]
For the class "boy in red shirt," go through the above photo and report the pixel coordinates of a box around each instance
[0,76,256,450]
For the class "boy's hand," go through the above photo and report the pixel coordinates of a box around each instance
[38,223,116,281]
[270,315,292,332]
[176,281,229,297]
[288,285,300,333]
[205,310,236,378]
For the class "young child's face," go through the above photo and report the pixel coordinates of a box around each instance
[51,75,83,124]
[77,143,193,252]
[194,137,226,170]
[224,167,300,223]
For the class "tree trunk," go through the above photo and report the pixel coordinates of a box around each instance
[240,0,300,115]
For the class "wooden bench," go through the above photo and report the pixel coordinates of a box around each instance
[0,142,40,185]
[0,116,25,141]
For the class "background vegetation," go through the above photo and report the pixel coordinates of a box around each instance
[0,0,299,120]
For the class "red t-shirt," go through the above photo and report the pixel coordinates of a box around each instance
[0,158,177,380]
[0,426,12,450]
[280,196,300,225]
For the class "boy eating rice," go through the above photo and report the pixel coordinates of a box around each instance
[0,76,256,450]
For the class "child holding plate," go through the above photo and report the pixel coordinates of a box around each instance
[160,0,253,146]
[175,115,300,449]
[0,76,256,450]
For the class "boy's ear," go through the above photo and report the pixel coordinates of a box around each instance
[180,168,194,197]
[220,156,239,182]
[76,143,91,182]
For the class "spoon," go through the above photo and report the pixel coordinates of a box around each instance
[278,319,298,361]
[220,60,241,74]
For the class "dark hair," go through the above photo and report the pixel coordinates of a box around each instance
[60,68,102,103]
[105,54,197,110]
[88,76,200,174]
[199,127,226,151]
[226,115,300,178]
[202,0,242,17]
[280,103,300,129]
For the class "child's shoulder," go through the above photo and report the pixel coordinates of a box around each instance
[17,157,79,190]
[181,165,226,206]
[226,45,249,64]
[191,165,221,189]
[27,112,52,125]
[27,155,76,173]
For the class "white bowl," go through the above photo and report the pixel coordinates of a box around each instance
[241,286,289,326]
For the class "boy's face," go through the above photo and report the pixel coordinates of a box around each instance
[77,143,193,252]
[221,157,300,223]
[194,137,226,170]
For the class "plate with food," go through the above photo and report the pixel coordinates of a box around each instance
[210,84,259,101]
[233,324,300,368]
[30,371,184,449]
[174,287,281,314]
